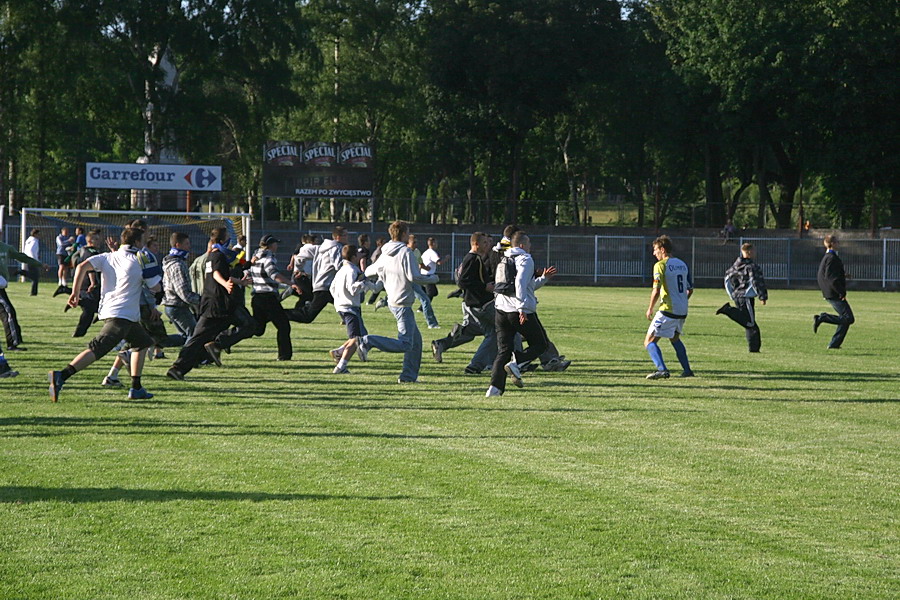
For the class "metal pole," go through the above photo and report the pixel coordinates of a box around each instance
[298,197,303,234]
[593,235,598,283]
[691,235,696,279]
[546,233,551,267]
[883,238,888,289]
[451,233,457,281]
[787,238,792,286]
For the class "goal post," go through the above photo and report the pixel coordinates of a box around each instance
[19,208,251,264]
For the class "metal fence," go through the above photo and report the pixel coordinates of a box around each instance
[3,212,898,288]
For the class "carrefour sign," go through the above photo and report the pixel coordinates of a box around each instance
[86,162,222,191]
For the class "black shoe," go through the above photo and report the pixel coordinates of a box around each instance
[5,346,25,351]
[166,367,185,381]
[204,342,223,367]
[813,314,822,334]
[52,286,64,297]
[464,366,481,375]
[716,303,729,315]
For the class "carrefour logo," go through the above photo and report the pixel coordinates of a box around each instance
[86,162,222,191]
[184,168,218,189]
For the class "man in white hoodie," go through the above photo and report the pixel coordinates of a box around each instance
[286,226,347,324]
[486,232,556,397]
[359,221,438,383]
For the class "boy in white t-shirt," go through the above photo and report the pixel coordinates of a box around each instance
[49,227,162,402]
[328,245,381,373]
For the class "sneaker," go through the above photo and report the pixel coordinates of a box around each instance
[541,357,561,371]
[431,340,443,363]
[678,371,695,378]
[332,365,350,374]
[505,361,524,388]
[397,378,416,384]
[128,387,154,399]
[204,342,223,367]
[813,314,822,334]
[48,370,64,402]
[5,345,25,351]
[646,370,670,380]
[53,286,65,297]
[464,366,482,375]
[551,359,572,372]
[416,306,424,313]
[374,297,388,312]
[428,324,441,330]
[154,351,166,360]
[166,368,185,381]
[716,303,729,315]
[101,376,122,387]
[355,337,368,362]
[0,359,18,378]
[485,385,503,397]
[116,349,131,369]
[329,348,343,363]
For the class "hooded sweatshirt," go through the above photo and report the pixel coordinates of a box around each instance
[330,259,381,311]
[364,240,438,307]
[311,238,344,292]
[494,246,547,314]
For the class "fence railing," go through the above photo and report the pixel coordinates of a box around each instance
[3,215,898,288]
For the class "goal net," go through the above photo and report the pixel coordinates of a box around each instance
[14,208,251,268]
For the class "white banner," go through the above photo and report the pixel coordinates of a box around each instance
[86,162,222,191]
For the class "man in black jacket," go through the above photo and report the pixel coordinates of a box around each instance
[716,243,768,352]
[431,232,497,373]
[814,235,854,349]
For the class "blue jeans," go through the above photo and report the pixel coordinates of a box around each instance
[165,305,197,341]
[362,305,422,382]
[412,283,439,328]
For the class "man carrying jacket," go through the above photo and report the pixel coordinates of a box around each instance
[716,242,768,352]
[814,235,853,349]
[286,226,346,324]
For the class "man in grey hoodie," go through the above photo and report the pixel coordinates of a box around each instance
[358,221,438,383]
[286,226,347,324]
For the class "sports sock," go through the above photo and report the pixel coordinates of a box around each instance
[107,365,121,379]
[646,342,667,371]
[337,359,349,370]
[131,376,142,389]
[60,364,78,381]
[671,339,691,373]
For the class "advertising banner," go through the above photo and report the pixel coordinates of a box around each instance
[86,163,222,191]
[262,141,374,198]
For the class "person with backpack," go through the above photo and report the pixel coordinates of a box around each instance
[716,242,768,352]
[486,232,555,397]
[285,226,346,324]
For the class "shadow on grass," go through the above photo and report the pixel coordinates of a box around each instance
[0,486,412,503]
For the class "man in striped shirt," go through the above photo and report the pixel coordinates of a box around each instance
[162,232,201,340]
[250,234,296,361]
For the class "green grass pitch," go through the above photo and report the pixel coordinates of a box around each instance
[0,282,897,599]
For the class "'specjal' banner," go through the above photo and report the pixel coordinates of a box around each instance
[86,162,222,191]
[262,141,374,198]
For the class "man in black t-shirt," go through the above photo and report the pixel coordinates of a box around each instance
[167,228,255,380]
[68,232,102,337]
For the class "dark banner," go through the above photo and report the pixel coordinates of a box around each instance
[262,141,374,198]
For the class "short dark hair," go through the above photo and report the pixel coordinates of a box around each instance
[824,234,838,248]
[653,235,673,253]
[145,235,157,247]
[503,224,520,238]
[332,226,347,239]
[470,231,486,245]
[358,233,369,246]
[29,228,40,236]
[342,244,357,261]
[210,228,227,243]
[129,219,148,231]
[741,242,754,253]
[511,232,529,247]
[121,227,143,246]
[171,232,190,246]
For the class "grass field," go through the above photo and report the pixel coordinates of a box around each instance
[0,281,897,599]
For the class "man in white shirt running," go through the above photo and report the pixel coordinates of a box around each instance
[49,226,162,402]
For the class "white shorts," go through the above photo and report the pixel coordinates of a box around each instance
[647,311,684,339]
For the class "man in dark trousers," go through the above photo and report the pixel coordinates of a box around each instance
[286,226,346,324]
[716,242,768,352]
[68,231,102,337]
[814,234,854,349]
[431,232,497,374]
[250,234,296,361]
[166,228,255,380]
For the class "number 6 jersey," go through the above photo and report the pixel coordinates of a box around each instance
[653,257,692,317]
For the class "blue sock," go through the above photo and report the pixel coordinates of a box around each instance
[646,342,667,371]
[671,339,691,373]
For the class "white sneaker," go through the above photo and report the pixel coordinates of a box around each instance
[102,376,122,387]
[355,337,368,362]
[428,324,441,330]
[505,361,524,388]
[332,365,350,374]
[485,385,502,397]
[646,370,670,380]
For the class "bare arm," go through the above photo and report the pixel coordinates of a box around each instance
[213,270,234,294]
[67,261,95,307]
[646,285,661,321]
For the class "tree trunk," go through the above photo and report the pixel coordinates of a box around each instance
[704,142,725,225]
[632,179,645,228]
[754,152,772,228]
[771,142,800,228]
[505,142,522,225]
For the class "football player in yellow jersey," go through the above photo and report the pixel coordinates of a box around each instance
[644,235,694,379]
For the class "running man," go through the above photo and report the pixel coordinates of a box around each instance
[644,235,694,379]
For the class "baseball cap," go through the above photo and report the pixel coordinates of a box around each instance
[260,234,281,246]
